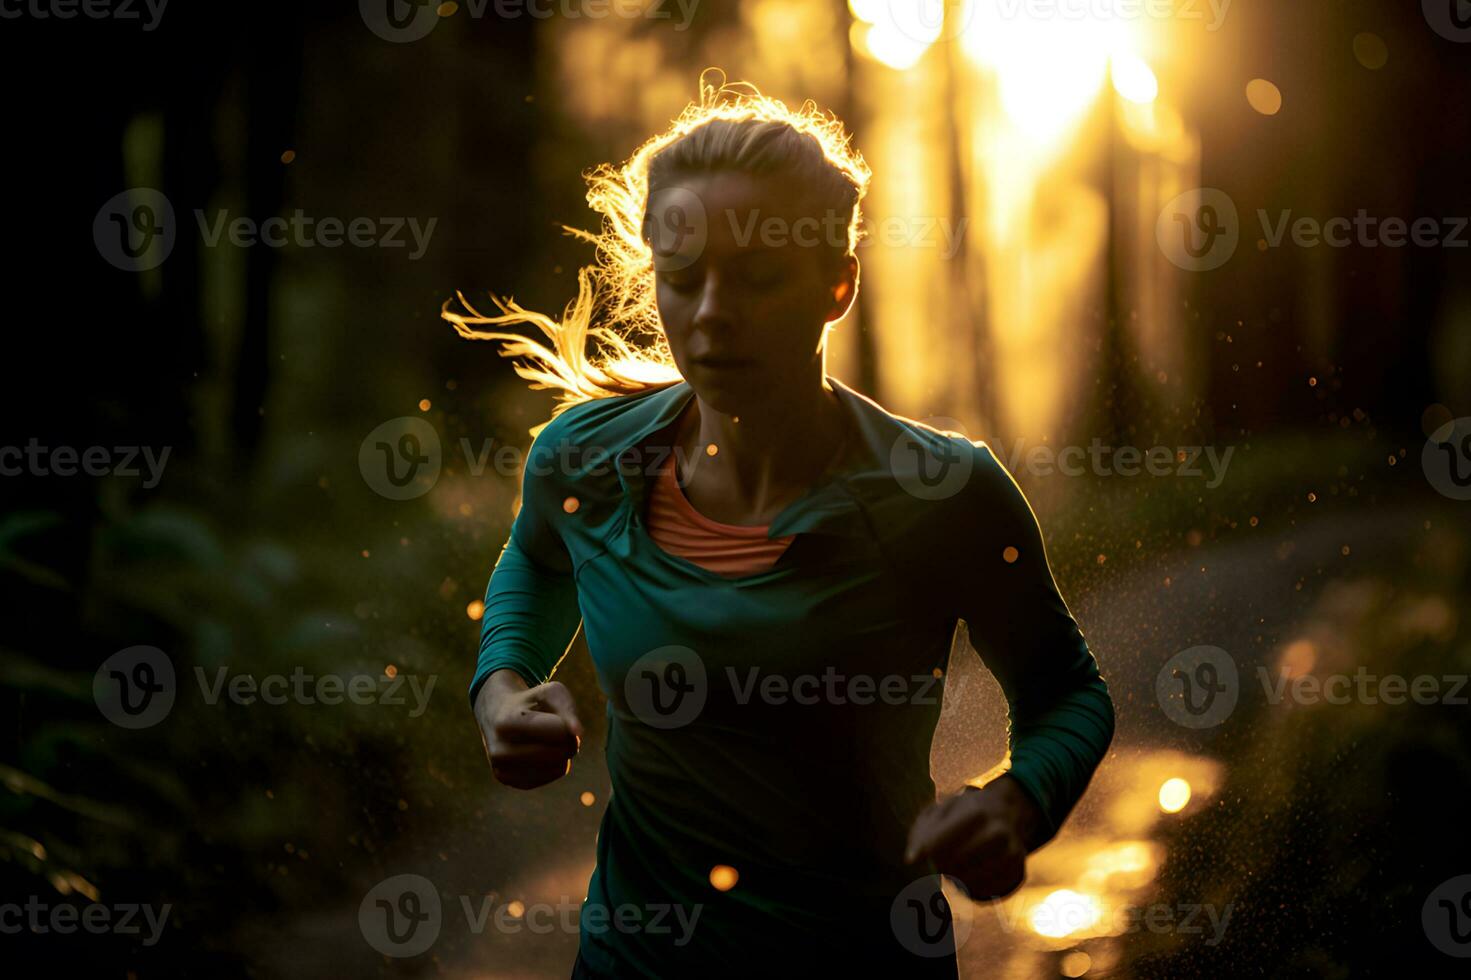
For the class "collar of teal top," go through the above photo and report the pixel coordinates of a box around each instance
[600,374,899,541]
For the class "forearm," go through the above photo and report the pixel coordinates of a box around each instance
[1003,668,1116,846]
[468,534,583,708]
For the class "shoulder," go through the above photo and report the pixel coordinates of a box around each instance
[833,379,1011,492]
[847,396,1040,560]
[525,383,682,473]
[516,384,684,537]
[839,385,1023,521]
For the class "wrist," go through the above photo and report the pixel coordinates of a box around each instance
[475,669,530,717]
[986,775,1049,852]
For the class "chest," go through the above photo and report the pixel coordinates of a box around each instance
[572,527,955,733]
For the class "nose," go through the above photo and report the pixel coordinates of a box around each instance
[691,265,737,334]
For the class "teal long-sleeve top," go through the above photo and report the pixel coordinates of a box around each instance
[470,376,1115,978]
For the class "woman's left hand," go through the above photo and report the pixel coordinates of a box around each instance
[903,775,1047,900]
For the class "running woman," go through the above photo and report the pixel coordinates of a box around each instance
[448,71,1115,979]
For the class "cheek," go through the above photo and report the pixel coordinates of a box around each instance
[653,287,693,352]
[653,283,685,327]
[757,279,831,340]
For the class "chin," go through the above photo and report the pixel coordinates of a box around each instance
[683,366,764,416]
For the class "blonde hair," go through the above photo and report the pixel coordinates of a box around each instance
[442,68,872,435]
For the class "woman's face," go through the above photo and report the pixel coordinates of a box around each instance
[645,169,857,415]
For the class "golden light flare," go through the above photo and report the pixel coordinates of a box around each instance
[1075,839,1159,894]
[563,496,581,514]
[1061,950,1093,977]
[466,600,485,621]
[1028,889,1103,939]
[1246,78,1283,115]
[1158,777,1191,813]
[1003,546,1020,563]
[709,864,739,891]
[418,398,432,412]
[1277,639,1316,679]
[848,0,943,70]
[49,870,100,901]
[959,0,1144,147]
[1110,54,1158,105]
[1102,751,1222,833]
[580,791,596,806]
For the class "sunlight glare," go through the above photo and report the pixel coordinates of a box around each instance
[960,0,1140,145]
[1028,889,1104,939]
[1111,54,1158,104]
[1158,777,1192,813]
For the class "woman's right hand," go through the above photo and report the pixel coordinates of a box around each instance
[474,670,584,789]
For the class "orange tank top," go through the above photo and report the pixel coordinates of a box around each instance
[646,463,795,577]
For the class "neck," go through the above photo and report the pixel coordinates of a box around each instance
[678,368,849,514]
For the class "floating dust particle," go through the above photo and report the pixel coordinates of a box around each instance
[709,865,739,891]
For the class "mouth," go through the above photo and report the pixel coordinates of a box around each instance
[692,356,756,370]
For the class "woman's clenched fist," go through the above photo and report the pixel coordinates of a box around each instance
[475,671,584,790]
